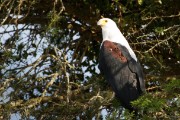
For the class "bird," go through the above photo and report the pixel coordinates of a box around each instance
[97,18,145,112]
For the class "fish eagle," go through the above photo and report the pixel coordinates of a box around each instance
[97,18,145,111]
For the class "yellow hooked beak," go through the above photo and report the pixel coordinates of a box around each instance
[97,19,108,27]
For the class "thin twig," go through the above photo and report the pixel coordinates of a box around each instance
[144,28,180,53]
[142,13,180,21]
[1,0,15,25]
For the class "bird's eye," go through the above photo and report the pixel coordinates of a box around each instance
[105,20,108,22]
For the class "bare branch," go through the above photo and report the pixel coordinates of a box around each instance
[144,28,180,53]
[142,12,180,21]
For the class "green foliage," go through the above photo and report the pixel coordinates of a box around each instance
[132,93,166,111]
[131,78,180,119]
[164,79,180,94]
[137,0,143,5]
[154,27,165,35]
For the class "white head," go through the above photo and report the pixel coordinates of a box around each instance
[97,18,137,61]
[97,18,117,29]
[97,18,120,42]
[97,18,124,43]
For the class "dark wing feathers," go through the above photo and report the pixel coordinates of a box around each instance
[115,43,145,93]
[99,40,145,110]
